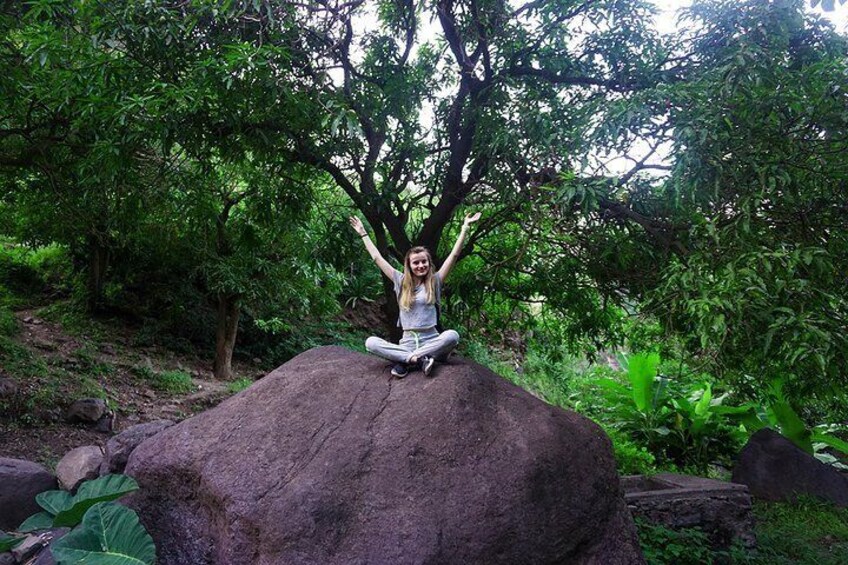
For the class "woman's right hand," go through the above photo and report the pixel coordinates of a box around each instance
[349,216,367,237]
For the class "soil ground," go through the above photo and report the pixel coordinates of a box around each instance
[0,308,259,469]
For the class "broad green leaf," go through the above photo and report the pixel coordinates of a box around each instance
[694,384,712,417]
[53,475,140,528]
[627,352,660,413]
[811,432,848,456]
[37,489,74,515]
[51,502,156,565]
[18,511,54,533]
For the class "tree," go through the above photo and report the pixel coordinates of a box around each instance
[235,0,675,333]
[539,0,848,399]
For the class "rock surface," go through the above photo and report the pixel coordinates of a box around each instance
[732,428,848,506]
[99,420,175,475]
[126,346,643,565]
[0,458,57,531]
[55,446,103,492]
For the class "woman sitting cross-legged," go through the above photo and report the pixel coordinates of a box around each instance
[349,213,480,378]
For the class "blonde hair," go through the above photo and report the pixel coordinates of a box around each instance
[399,246,436,311]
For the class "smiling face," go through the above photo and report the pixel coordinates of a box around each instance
[408,251,431,280]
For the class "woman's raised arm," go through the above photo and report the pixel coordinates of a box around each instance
[437,212,481,282]
[349,216,398,280]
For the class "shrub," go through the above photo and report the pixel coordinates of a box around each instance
[0,305,17,337]
[154,370,195,395]
[227,377,253,394]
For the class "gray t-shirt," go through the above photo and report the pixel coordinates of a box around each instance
[392,270,442,330]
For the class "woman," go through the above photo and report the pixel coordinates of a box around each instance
[350,212,480,378]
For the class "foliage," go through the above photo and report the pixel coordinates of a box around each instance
[18,474,139,532]
[593,352,747,470]
[639,0,848,400]
[154,370,195,395]
[635,520,723,565]
[753,497,848,564]
[50,502,156,565]
[0,305,16,337]
[226,377,253,395]
[607,430,659,475]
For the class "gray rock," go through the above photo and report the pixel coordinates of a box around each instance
[94,412,116,434]
[0,553,14,565]
[99,420,175,475]
[0,378,17,400]
[732,428,848,506]
[55,446,103,492]
[126,346,644,565]
[0,458,57,531]
[11,533,45,562]
[66,398,108,424]
[30,527,69,565]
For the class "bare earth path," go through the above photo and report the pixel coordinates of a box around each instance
[0,309,249,468]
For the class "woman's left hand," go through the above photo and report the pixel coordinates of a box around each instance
[463,212,481,227]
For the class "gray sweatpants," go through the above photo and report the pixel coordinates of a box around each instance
[365,328,459,364]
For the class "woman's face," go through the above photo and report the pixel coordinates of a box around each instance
[408,251,430,278]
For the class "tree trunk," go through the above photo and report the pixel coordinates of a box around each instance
[213,293,240,380]
[86,236,109,313]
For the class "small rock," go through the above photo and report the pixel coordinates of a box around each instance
[56,446,103,492]
[66,398,108,424]
[30,527,69,565]
[23,316,34,324]
[0,458,57,531]
[100,344,116,356]
[11,534,45,562]
[94,412,116,434]
[0,552,15,565]
[0,378,17,400]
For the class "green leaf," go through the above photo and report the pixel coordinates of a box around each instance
[37,489,74,515]
[53,475,140,528]
[694,384,712,417]
[769,380,813,453]
[51,503,156,565]
[627,352,661,413]
[811,432,848,456]
[18,511,54,533]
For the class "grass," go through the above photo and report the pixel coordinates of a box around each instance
[753,497,848,564]
[634,497,848,564]
[0,334,108,424]
[227,377,253,394]
[153,369,195,395]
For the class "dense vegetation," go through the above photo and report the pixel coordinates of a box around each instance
[1,0,847,562]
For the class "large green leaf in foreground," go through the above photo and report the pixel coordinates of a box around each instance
[19,474,141,532]
[52,474,140,528]
[51,502,156,565]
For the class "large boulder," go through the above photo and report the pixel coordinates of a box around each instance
[732,428,848,506]
[0,458,57,531]
[126,346,643,565]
